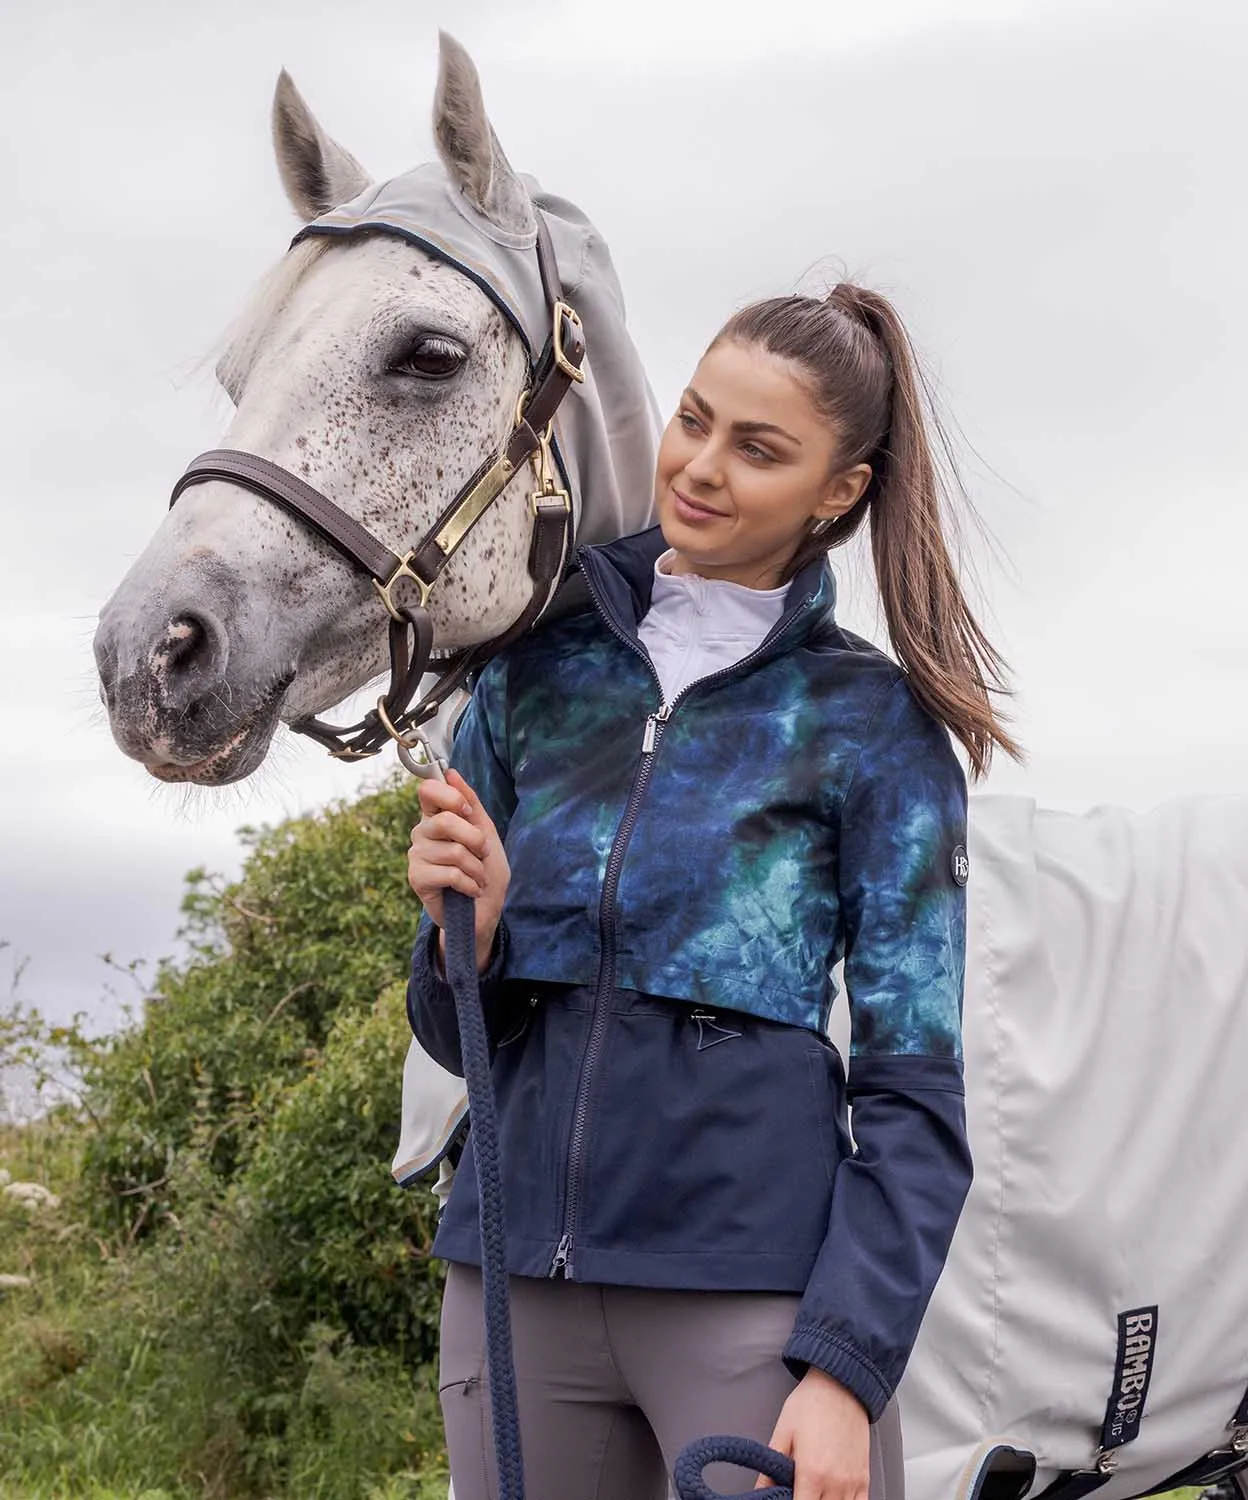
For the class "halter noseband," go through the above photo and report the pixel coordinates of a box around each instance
[168,215,585,771]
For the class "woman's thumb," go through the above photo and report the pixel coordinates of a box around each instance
[446,769,479,820]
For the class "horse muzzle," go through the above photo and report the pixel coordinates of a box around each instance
[94,596,292,785]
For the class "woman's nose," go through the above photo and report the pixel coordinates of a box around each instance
[683,442,724,487]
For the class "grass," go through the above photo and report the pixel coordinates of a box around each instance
[0,1118,449,1500]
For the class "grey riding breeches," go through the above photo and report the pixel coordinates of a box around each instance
[439,1262,905,1500]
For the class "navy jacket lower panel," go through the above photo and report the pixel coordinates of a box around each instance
[407,919,971,1420]
[781,1054,972,1415]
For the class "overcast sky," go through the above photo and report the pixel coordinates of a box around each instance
[1,0,1245,1037]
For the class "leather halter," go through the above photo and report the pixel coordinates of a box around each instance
[168,215,586,769]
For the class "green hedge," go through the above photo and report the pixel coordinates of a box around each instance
[0,777,449,1497]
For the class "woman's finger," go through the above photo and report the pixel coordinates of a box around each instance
[412,843,487,887]
[412,810,488,856]
[418,776,473,820]
[408,858,482,900]
[755,1429,791,1490]
[446,770,500,836]
[433,866,483,899]
[446,768,474,803]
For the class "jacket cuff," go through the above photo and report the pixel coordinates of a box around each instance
[408,918,507,1025]
[782,1321,892,1423]
[417,915,507,990]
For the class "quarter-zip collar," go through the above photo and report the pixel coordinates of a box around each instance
[575,525,836,670]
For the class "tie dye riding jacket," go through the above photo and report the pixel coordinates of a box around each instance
[408,524,972,1420]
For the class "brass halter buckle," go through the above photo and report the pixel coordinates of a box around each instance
[552,301,586,383]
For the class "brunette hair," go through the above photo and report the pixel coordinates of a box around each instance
[715,286,1021,778]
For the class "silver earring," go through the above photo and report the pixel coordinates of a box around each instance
[811,518,834,536]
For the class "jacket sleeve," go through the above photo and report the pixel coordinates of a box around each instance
[406,656,526,1076]
[782,675,974,1420]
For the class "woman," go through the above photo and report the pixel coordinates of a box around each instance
[407,285,1019,1500]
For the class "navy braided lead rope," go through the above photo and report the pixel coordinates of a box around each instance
[441,890,795,1500]
[443,890,526,1500]
[674,1436,795,1499]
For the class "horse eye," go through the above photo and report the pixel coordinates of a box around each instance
[388,335,467,381]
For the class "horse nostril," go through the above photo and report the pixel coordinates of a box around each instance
[152,611,229,700]
[165,615,205,670]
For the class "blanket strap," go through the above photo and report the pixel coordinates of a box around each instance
[1032,1472,1112,1500]
[1035,1377,1248,1500]
[1131,1380,1248,1497]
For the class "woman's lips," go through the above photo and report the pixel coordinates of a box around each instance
[672,488,725,525]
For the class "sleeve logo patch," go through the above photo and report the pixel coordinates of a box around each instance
[951,845,970,886]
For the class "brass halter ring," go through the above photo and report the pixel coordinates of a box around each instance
[372,551,435,623]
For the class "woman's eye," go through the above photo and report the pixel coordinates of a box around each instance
[742,442,774,462]
[677,411,701,433]
[388,335,467,380]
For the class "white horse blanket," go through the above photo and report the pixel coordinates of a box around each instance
[397,793,1248,1499]
[900,793,1248,1499]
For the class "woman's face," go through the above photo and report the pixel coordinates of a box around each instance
[653,338,869,589]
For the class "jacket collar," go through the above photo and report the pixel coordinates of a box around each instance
[576,525,836,658]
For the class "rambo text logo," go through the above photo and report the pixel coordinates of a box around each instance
[1101,1307,1159,1451]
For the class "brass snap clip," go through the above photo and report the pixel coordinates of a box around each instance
[529,422,571,517]
[376,699,447,782]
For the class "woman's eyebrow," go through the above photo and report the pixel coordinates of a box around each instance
[684,386,802,446]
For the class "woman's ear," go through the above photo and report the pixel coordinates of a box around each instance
[815,463,873,521]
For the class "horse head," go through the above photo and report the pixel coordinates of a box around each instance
[94,34,657,785]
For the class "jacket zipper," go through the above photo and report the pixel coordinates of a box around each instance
[548,564,812,1278]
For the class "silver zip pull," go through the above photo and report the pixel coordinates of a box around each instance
[641,702,673,754]
[549,1232,573,1277]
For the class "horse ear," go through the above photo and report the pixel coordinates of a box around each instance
[433,31,536,237]
[272,70,372,222]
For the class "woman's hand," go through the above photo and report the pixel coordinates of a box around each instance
[756,1367,871,1499]
[407,769,510,972]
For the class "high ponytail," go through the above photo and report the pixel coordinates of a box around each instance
[715,286,1021,779]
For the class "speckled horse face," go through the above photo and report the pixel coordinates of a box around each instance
[93,42,547,784]
[227,234,532,646]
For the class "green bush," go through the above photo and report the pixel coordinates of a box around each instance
[0,776,451,1497]
[240,983,445,1360]
[77,777,429,1240]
